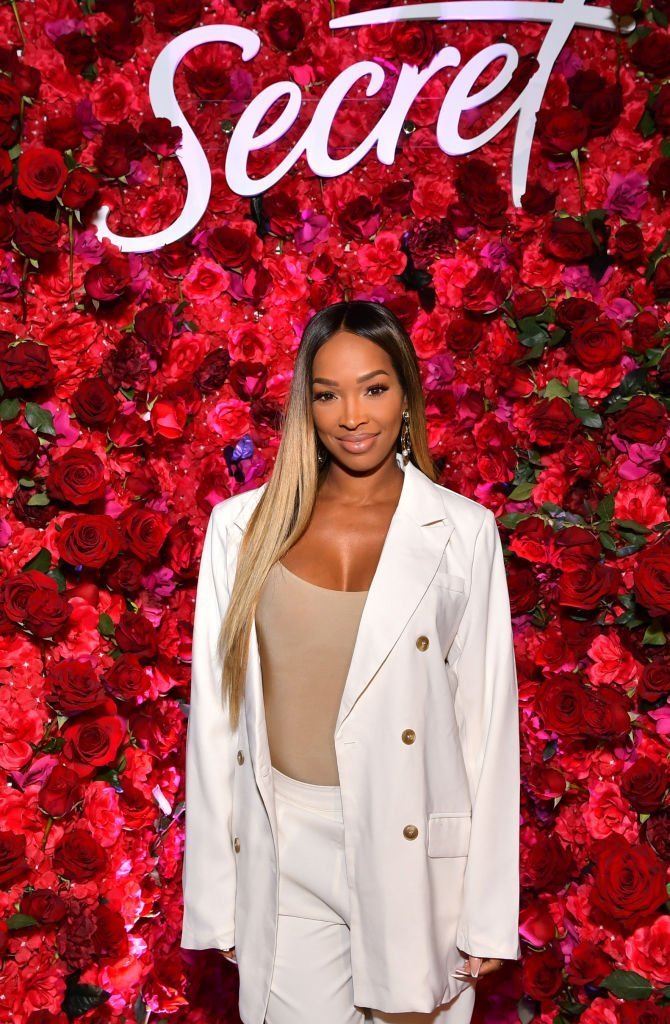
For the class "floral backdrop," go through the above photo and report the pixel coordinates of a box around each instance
[0,0,670,1021]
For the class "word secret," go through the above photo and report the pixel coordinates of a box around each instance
[93,0,632,253]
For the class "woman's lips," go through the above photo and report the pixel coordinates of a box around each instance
[337,434,379,452]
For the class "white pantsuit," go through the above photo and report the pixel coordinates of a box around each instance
[181,453,522,1024]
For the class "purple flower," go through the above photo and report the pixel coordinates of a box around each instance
[604,172,648,221]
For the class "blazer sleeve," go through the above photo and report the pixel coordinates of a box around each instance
[453,508,522,961]
[180,504,238,951]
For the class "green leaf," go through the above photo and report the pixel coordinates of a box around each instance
[63,981,111,1019]
[22,548,52,573]
[615,519,651,535]
[597,494,615,521]
[26,492,50,506]
[600,970,653,1001]
[0,397,20,420]
[544,379,570,399]
[542,739,558,761]
[24,402,56,436]
[642,621,666,645]
[636,107,656,138]
[7,913,39,929]
[508,481,536,501]
[98,613,116,638]
[569,394,603,428]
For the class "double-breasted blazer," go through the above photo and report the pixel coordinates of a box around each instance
[180,452,522,1023]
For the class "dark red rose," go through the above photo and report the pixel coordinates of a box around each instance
[558,563,619,610]
[456,159,508,228]
[507,54,539,97]
[103,654,149,701]
[0,422,41,473]
[521,181,557,215]
[614,394,667,443]
[0,78,20,121]
[613,223,644,264]
[648,156,670,196]
[536,674,592,735]
[653,83,670,132]
[48,449,107,506]
[0,831,29,888]
[568,69,605,107]
[103,334,152,390]
[404,218,455,269]
[2,570,72,638]
[20,888,67,925]
[71,378,118,428]
[590,833,666,930]
[644,811,670,862]
[584,83,623,137]
[13,208,61,259]
[38,766,83,819]
[610,0,637,13]
[462,267,508,313]
[653,256,670,299]
[523,945,565,999]
[84,254,131,302]
[44,110,83,151]
[446,319,481,355]
[524,835,575,891]
[96,20,142,63]
[544,218,596,262]
[139,116,182,156]
[94,905,129,958]
[156,240,193,277]
[194,347,231,393]
[0,149,12,190]
[62,713,126,767]
[264,191,300,235]
[153,0,201,33]
[570,317,623,369]
[45,659,107,715]
[96,123,143,179]
[553,524,602,571]
[528,395,579,446]
[229,361,268,401]
[446,200,476,239]
[621,757,669,813]
[105,553,144,593]
[511,289,546,319]
[555,297,600,329]
[53,829,107,882]
[631,31,670,79]
[537,107,590,155]
[115,610,159,662]
[337,195,381,239]
[0,338,55,391]
[54,31,97,74]
[390,20,436,65]
[583,685,632,740]
[56,514,123,568]
[118,507,170,560]
[265,4,304,50]
[184,47,231,100]
[638,657,670,701]
[208,226,254,269]
[567,942,614,986]
[134,302,174,353]
[61,168,99,210]
[17,147,67,201]
[379,179,413,215]
[634,538,670,616]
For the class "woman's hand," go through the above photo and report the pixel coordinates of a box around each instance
[220,947,237,964]
[453,951,505,980]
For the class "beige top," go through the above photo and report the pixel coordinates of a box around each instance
[255,560,368,786]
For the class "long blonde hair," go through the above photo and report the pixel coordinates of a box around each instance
[217,300,436,729]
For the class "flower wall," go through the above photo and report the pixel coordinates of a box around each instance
[0,0,669,1022]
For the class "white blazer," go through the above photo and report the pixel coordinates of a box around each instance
[181,453,521,1024]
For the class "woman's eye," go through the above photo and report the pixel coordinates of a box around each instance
[368,384,388,395]
[312,385,388,401]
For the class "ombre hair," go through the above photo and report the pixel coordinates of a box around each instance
[218,300,436,730]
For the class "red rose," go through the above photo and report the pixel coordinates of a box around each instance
[511,288,547,320]
[582,685,631,740]
[119,507,170,560]
[184,46,231,100]
[0,831,29,888]
[61,168,99,210]
[610,0,637,13]
[0,149,12,190]
[638,657,670,701]
[20,888,67,925]
[48,449,107,506]
[631,31,670,79]
[71,378,119,427]
[54,31,97,74]
[194,347,231,393]
[621,757,669,813]
[265,4,304,50]
[528,396,579,446]
[523,945,565,999]
[96,20,142,62]
[45,659,107,715]
[44,110,83,151]
[17,147,67,201]
[56,514,122,568]
[567,942,614,986]
[455,159,508,228]
[208,225,254,269]
[653,256,670,299]
[134,302,174,353]
[634,538,670,616]
[53,829,107,882]
[644,812,670,862]
[584,84,623,137]
[520,181,557,214]
[555,297,600,329]
[84,254,131,301]
[38,765,83,818]
[93,905,129,958]
[13,208,61,259]
[558,563,619,610]
[524,835,575,890]
[62,713,126,767]
[0,338,55,392]
[462,267,508,313]
[2,570,72,638]
[103,654,149,701]
[648,157,670,196]
[405,218,455,269]
[153,0,201,33]
[96,123,143,179]
[568,69,604,107]
[0,422,41,473]
[590,833,666,930]
[536,675,592,735]
[115,610,159,662]
[613,223,644,264]
[380,179,414,216]
[537,107,590,155]
[613,395,667,443]
[653,83,670,132]
[570,317,623,369]
[139,116,182,156]
[337,195,382,239]
[390,20,436,65]
[544,218,596,262]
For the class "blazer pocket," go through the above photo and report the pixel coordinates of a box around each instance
[427,811,472,858]
[434,573,466,593]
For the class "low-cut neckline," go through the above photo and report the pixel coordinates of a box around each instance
[278,561,369,595]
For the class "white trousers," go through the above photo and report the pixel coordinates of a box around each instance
[266,767,477,1024]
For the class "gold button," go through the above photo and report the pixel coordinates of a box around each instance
[416,635,429,651]
[403,824,419,840]
[233,836,240,853]
[402,729,416,744]
[237,750,245,765]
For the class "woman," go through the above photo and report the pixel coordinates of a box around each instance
[181,300,521,1024]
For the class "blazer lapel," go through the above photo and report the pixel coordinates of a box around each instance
[334,456,454,734]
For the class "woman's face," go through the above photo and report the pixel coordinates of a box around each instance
[310,330,408,470]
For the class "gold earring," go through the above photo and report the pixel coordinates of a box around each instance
[400,410,411,464]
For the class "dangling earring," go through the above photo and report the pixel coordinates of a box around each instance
[317,439,328,466]
[400,409,411,464]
